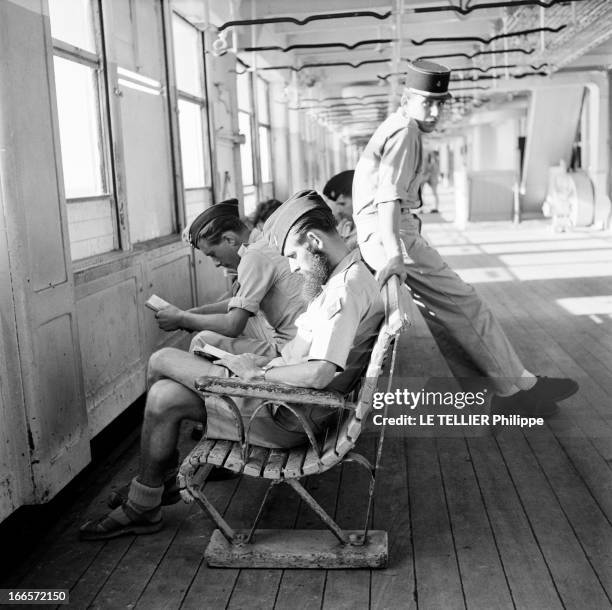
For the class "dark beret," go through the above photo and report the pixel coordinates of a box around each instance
[187,199,239,247]
[263,189,329,254]
[323,170,354,201]
[404,60,451,99]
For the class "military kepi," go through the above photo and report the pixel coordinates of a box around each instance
[263,189,329,254]
[187,198,239,247]
[404,60,451,99]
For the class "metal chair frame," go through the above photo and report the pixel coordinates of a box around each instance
[177,277,409,567]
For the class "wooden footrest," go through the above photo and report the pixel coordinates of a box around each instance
[205,529,388,569]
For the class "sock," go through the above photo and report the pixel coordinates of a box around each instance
[494,378,520,397]
[127,477,163,514]
[515,370,537,391]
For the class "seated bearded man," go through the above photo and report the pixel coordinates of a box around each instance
[79,190,384,540]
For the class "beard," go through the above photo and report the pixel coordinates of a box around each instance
[300,248,332,302]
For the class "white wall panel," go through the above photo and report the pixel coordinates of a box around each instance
[0,0,91,512]
[76,274,143,398]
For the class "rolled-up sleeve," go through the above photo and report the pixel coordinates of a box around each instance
[373,126,419,206]
[307,287,361,371]
[227,251,275,314]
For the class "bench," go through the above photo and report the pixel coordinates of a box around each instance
[178,277,410,569]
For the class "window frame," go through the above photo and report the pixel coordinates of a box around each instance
[236,62,278,215]
[236,62,257,202]
[256,76,274,189]
[51,0,120,258]
[172,11,212,196]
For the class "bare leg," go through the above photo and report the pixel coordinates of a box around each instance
[79,377,207,539]
[147,346,228,388]
[138,379,206,487]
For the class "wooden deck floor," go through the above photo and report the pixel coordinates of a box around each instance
[3,214,612,609]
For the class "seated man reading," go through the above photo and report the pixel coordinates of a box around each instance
[79,190,384,540]
[154,198,304,359]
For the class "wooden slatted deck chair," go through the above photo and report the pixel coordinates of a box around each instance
[178,277,410,569]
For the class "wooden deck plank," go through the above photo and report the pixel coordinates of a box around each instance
[85,500,190,608]
[407,437,464,609]
[274,467,343,610]
[179,475,268,610]
[467,435,562,609]
[496,430,611,608]
[369,291,458,609]
[67,537,133,609]
[414,226,584,607]
[544,426,612,523]
[370,436,416,610]
[15,443,142,596]
[455,235,612,523]
[134,476,241,610]
[437,437,514,609]
[226,478,302,610]
[321,436,375,610]
[521,424,612,601]
[451,233,612,600]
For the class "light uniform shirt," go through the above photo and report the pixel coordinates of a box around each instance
[205,249,384,447]
[279,249,384,395]
[228,232,305,346]
[352,111,425,246]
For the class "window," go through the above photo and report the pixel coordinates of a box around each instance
[256,78,273,189]
[50,0,116,260]
[236,66,257,215]
[172,13,212,225]
[53,57,105,198]
[116,2,176,246]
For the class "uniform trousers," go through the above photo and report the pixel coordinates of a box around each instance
[359,213,525,393]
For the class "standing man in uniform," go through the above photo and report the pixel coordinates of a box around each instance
[79,190,384,540]
[352,59,577,414]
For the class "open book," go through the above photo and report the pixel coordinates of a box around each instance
[145,294,173,312]
[193,343,233,361]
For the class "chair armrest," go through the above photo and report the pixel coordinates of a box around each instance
[194,376,351,410]
[382,276,411,333]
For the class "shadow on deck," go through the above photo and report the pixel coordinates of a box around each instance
[2,216,612,609]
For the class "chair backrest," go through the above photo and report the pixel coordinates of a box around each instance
[317,277,410,465]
